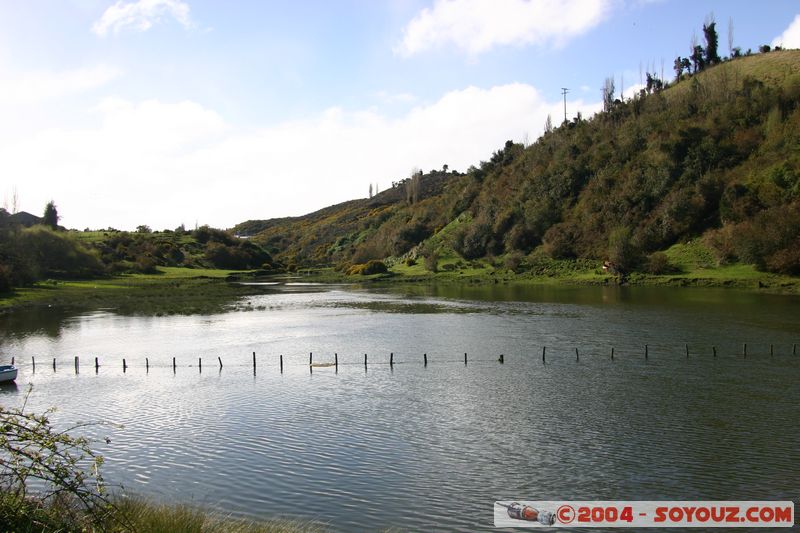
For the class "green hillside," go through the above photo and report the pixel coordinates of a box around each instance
[234,49,800,280]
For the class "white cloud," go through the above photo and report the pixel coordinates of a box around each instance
[92,0,192,37]
[396,0,612,56]
[0,65,122,105]
[0,85,600,230]
[772,14,800,49]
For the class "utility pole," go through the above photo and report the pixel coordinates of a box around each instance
[561,88,569,124]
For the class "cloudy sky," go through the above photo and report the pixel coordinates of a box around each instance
[1,0,798,230]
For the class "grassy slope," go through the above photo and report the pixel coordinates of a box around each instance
[232,51,800,293]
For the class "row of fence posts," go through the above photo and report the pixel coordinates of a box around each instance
[12,343,798,374]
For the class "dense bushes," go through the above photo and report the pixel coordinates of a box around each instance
[345,260,388,276]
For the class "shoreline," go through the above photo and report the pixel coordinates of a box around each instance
[1,263,798,316]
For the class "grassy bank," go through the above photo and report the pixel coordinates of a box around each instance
[0,266,272,316]
[0,491,323,533]
[298,241,800,294]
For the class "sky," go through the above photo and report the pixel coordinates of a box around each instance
[0,0,798,231]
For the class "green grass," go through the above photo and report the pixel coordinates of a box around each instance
[0,491,324,533]
[0,267,268,315]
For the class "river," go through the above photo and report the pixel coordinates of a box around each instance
[1,283,798,531]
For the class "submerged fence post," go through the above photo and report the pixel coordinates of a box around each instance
[770,344,773,357]
[53,358,56,371]
[743,343,747,358]
[423,353,427,366]
[575,348,579,361]
[542,346,546,363]
[794,343,797,356]
[218,356,223,368]
[309,352,313,366]
[11,356,14,366]
[611,347,614,361]
[390,352,393,366]
[364,353,368,367]
[172,357,176,372]
[685,343,689,358]
[32,356,35,371]
[253,351,256,371]
[645,344,648,360]
[95,357,99,372]
[123,358,127,372]
[146,357,149,372]
[279,354,283,373]
[464,352,467,365]
[335,353,338,367]
[499,354,504,364]
[712,346,717,358]
[74,356,78,374]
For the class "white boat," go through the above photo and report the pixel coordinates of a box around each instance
[0,365,18,383]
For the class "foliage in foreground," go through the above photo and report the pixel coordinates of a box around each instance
[0,390,321,532]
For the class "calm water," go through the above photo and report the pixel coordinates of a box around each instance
[1,284,799,531]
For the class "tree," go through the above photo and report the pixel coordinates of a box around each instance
[369,183,373,198]
[690,44,706,72]
[136,224,152,233]
[674,56,685,80]
[727,17,734,57]
[703,18,720,65]
[602,76,615,112]
[544,114,553,134]
[43,200,59,229]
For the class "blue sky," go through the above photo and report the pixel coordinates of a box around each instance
[1,0,798,230]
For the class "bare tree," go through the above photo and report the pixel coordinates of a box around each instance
[728,17,734,57]
[544,114,552,134]
[602,76,615,112]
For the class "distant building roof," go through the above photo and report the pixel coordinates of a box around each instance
[9,211,42,227]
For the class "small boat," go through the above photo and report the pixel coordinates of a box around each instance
[0,365,18,383]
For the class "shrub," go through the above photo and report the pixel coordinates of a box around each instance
[423,252,439,272]
[645,252,678,274]
[504,251,525,273]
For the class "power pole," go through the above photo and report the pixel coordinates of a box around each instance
[561,88,569,124]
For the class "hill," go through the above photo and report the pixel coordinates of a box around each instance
[234,49,800,278]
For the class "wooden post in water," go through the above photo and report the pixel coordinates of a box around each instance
[253,352,256,371]
[74,356,79,374]
[794,343,797,356]
[32,356,35,371]
[218,356,223,368]
[95,357,99,372]
[334,353,338,367]
[645,344,648,360]
[123,359,127,372]
[364,353,368,367]
[198,358,202,372]
[712,346,717,358]
[146,358,149,372]
[499,354,504,364]
[53,358,56,371]
[10,356,13,366]
[575,348,579,361]
[423,353,427,366]
[685,343,689,358]
[172,357,176,372]
[542,346,546,363]
[743,343,747,358]
[611,347,614,361]
[464,352,467,365]
[770,344,773,357]
[389,352,393,367]
[309,352,313,366]
[279,354,283,373]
